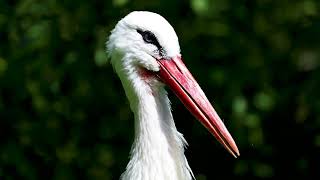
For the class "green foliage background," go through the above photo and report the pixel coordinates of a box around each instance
[0,0,320,179]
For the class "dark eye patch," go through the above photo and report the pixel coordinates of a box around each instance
[137,29,162,51]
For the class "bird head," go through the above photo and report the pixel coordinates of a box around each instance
[107,11,180,73]
[107,11,240,157]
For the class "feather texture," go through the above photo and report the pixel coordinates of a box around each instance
[107,11,194,180]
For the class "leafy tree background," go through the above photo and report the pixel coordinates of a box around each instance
[0,0,319,179]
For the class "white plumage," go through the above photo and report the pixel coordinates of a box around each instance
[107,11,239,180]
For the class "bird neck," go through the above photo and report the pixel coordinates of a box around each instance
[118,67,193,180]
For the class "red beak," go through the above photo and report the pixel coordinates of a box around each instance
[157,56,240,157]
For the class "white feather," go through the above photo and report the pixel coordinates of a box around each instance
[107,11,194,180]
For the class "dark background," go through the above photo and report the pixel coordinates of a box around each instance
[0,0,319,179]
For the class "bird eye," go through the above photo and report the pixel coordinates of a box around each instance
[143,32,155,43]
[137,29,161,49]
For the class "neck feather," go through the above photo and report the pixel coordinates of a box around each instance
[115,61,193,180]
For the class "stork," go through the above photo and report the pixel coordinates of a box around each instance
[106,11,239,180]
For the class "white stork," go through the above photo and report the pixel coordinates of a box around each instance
[106,11,239,180]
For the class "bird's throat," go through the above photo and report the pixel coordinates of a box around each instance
[119,75,193,180]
